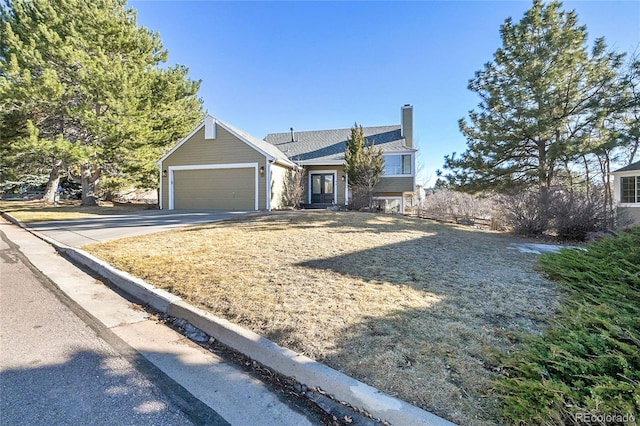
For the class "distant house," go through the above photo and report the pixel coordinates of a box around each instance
[612,160,640,226]
[157,105,417,213]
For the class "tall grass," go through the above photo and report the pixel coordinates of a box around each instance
[497,229,640,424]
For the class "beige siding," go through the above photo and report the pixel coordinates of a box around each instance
[374,177,414,193]
[618,206,640,226]
[269,163,290,210]
[304,165,346,205]
[160,125,267,209]
[174,168,255,210]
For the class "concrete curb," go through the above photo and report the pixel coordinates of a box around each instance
[1,211,456,426]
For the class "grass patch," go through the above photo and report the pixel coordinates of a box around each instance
[497,229,640,424]
[0,200,153,222]
[84,211,561,425]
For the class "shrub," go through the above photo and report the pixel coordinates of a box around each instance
[551,190,605,241]
[496,229,640,424]
[499,190,549,236]
[421,189,497,220]
[281,168,306,208]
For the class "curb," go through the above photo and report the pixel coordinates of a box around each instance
[1,211,456,426]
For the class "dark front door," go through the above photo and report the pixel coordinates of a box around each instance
[311,174,335,204]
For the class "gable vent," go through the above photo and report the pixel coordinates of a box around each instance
[205,116,216,140]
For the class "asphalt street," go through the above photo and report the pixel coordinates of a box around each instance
[0,232,227,426]
[26,210,251,247]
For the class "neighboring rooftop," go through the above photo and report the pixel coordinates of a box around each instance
[613,160,640,173]
[265,125,415,163]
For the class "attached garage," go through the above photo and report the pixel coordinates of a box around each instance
[158,115,295,211]
[171,165,257,211]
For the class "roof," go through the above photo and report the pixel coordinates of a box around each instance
[216,118,294,166]
[613,160,640,173]
[158,115,295,167]
[264,125,415,163]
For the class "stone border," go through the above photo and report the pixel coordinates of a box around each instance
[1,211,456,426]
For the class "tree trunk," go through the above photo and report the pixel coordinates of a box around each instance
[80,162,100,207]
[42,160,63,204]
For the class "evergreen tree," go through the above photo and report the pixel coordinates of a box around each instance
[344,123,384,209]
[443,0,628,200]
[0,0,203,205]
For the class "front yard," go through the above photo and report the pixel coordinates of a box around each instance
[84,211,561,426]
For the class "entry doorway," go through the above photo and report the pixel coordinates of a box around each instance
[310,173,335,204]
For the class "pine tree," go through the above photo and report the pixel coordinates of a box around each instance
[0,0,203,205]
[344,123,384,209]
[443,0,628,199]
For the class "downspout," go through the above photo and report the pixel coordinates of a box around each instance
[157,163,163,210]
[266,159,272,211]
[344,173,349,206]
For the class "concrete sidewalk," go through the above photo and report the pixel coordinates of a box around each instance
[0,218,318,426]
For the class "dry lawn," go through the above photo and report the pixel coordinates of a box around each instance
[0,200,153,223]
[84,211,562,426]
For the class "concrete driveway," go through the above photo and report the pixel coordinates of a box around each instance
[26,210,252,247]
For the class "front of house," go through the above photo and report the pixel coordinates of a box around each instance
[157,105,417,213]
[612,160,640,226]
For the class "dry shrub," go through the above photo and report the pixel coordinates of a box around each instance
[551,191,605,241]
[499,190,549,236]
[421,189,496,220]
[281,168,306,208]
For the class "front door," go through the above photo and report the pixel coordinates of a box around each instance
[311,174,335,204]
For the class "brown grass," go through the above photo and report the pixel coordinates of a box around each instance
[83,211,562,426]
[0,200,153,223]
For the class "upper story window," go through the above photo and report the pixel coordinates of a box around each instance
[383,154,411,176]
[621,176,639,203]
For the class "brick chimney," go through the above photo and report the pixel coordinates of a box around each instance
[401,104,413,148]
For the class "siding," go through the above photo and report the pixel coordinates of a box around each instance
[160,125,267,209]
[374,176,414,194]
[270,163,289,210]
[618,206,640,226]
[304,165,347,205]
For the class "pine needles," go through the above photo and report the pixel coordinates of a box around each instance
[497,228,640,424]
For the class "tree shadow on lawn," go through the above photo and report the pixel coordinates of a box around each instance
[294,229,563,426]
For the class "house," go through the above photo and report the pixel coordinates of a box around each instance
[612,160,640,226]
[157,105,416,213]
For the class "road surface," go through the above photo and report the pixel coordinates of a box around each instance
[0,232,226,425]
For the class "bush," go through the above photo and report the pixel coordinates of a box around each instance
[420,189,496,220]
[496,229,640,424]
[500,190,549,236]
[551,191,605,241]
[281,168,305,208]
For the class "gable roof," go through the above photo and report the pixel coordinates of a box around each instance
[265,125,415,164]
[216,118,294,166]
[613,160,640,173]
[157,115,295,167]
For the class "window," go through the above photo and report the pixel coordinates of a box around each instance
[383,154,411,176]
[621,176,639,203]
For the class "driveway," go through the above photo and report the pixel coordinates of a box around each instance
[26,210,252,247]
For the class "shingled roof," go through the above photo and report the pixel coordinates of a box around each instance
[613,160,640,173]
[264,125,415,163]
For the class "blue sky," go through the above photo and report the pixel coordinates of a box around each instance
[130,1,640,185]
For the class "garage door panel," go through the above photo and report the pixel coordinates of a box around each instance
[173,168,255,210]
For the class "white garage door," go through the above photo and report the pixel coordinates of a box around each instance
[173,168,256,210]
